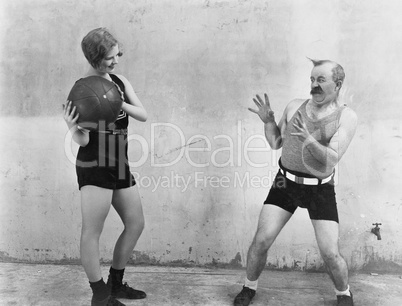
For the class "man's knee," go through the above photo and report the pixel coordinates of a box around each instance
[252,231,275,253]
[321,250,344,266]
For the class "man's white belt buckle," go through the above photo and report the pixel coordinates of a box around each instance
[280,169,332,185]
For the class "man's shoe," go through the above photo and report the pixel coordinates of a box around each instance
[234,286,256,306]
[107,281,146,299]
[91,295,126,306]
[337,291,354,306]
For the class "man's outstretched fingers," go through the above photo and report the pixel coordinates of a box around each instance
[253,97,262,108]
[256,94,265,105]
[264,93,270,106]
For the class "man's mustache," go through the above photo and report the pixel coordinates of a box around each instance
[310,87,323,95]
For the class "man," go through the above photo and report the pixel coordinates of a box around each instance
[234,59,358,306]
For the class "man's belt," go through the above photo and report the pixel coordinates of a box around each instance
[279,168,333,185]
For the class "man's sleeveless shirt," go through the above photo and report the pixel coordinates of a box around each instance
[281,100,347,179]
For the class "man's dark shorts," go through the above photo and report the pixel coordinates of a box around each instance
[264,168,338,223]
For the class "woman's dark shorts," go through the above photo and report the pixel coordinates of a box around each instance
[264,170,338,223]
[76,163,136,190]
[75,132,136,190]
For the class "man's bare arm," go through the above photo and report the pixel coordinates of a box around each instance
[292,108,358,168]
[249,94,299,150]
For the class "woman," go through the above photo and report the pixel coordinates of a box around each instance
[63,28,147,306]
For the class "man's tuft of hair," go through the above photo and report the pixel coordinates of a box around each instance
[306,57,345,85]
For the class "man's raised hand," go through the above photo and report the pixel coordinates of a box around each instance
[248,93,275,123]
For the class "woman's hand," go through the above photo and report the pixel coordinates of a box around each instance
[63,100,79,129]
[62,100,89,147]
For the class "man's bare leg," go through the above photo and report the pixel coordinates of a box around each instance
[312,219,354,305]
[234,205,292,306]
[246,205,292,280]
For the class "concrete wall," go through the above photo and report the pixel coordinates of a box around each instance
[1,0,401,272]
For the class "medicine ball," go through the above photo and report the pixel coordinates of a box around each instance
[67,76,123,130]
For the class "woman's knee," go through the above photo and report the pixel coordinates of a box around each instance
[124,214,145,235]
[136,216,145,233]
[81,225,104,241]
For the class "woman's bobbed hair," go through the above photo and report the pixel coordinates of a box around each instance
[81,28,122,68]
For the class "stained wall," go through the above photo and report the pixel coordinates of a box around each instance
[1,0,401,272]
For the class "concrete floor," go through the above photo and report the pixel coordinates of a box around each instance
[1,263,402,306]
